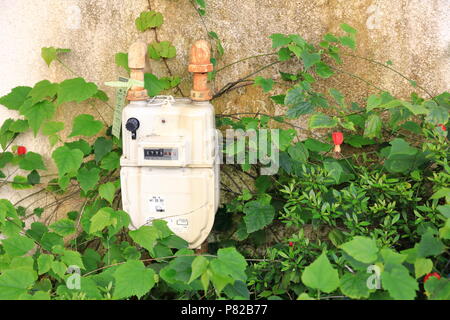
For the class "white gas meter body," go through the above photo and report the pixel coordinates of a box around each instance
[120,97,220,249]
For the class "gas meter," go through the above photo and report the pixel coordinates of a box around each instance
[120,41,219,249]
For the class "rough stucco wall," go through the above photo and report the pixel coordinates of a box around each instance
[0,0,449,221]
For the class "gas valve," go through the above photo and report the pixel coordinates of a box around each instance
[120,40,219,249]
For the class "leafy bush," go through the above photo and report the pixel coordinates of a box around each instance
[0,5,448,300]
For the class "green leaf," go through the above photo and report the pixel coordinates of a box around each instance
[8,120,29,133]
[99,182,116,204]
[382,264,418,300]
[57,78,98,105]
[416,229,445,258]
[11,176,32,190]
[284,87,314,118]
[40,232,64,252]
[19,100,56,136]
[424,277,450,300]
[254,77,274,92]
[41,121,64,136]
[0,86,32,110]
[338,36,356,49]
[28,80,58,104]
[300,50,321,69]
[301,251,340,293]
[52,146,84,177]
[41,47,70,67]
[0,152,14,168]
[115,52,129,73]
[339,272,370,299]
[113,260,155,299]
[129,226,160,254]
[37,254,54,275]
[49,218,76,237]
[144,73,168,96]
[270,34,292,48]
[147,41,177,60]
[18,152,46,171]
[189,256,209,283]
[77,167,100,193]
[400,101,428,115]
[340,236,379,264]
[215,247,248,282]
[366,94,382,111]
[27,170,40,185]
[414,258,433,279]
[288,142,309,162]
[0,269,37,299]
[60,250,84,269]
[69,114,104,137]
[309,113,338,129]
[304,138,332,152]
[135,11,164,32]
[425,104,449,125]
[100,152,120,170]
[243,199,275,233]
[363,114,382,139]
[277,48,292,61]
[1,235,35,256]
[315,62,334,78]
[89,208,116,234]
[340,23,357,34]
[65,139,91,156]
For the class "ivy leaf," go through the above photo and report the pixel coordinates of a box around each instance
[19,100,56,136]
[0,86,32,110]
[0,269,37,300]
[147,41,176,60]
[57,78,98,105]
[301,251,340,293]
[416,229,445,258]
[340,23,357,34]
[338,36,356,49]
[115,52,129,73]
[76,167,100,193]
[27,170,40,185]
[37,254,54,275]
[12,176,32,190]
[315,62,334,78]
[49,218,76,237]
[94,137,113,163]
[300,50,321,69]
[339,272,370,299]
[309,113,338,129]
[284,87,314,118]
[304,138,332,152]
[41,121,64,136]
[0,152,14,169]
[254,77,274,93]
[99,182,116,204]
[129,226,160,254]
[18,152,46,171]
[89,208,115,234]
[28,80,59,104]
[340,236,379,264]
[243,199,275,233]
[270,33,292,48]
[363,114,382,139]
[382,264,418,300]
[100,152,120,170]
[69,114,104,137]
[9,119,29,133]
[113,260,155,299]
[216,247,248,282]
[52,146,84,177]
[144,73,168,96]
[1,235,35,256]
[288,142,309,162]
[135,11,164,32]
[41,47,71,67]
[189,256,209,284]
[65,140,92,156]
[414,258,433,279]
[60,250,84,269]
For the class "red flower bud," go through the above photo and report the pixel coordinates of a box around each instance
[332,132,344,153]
[424,272,441,283]
[438,124,447,131]
[289,241,294,247]
[17,146,27,156]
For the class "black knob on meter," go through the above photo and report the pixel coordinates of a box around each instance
[125,118,140,140]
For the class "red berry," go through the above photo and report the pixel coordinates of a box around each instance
[289,241,294,247]
[438,124,447,131]
[17,146,27,156]
[424,272,441,283]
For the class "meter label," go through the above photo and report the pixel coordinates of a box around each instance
[144,148,178,160]
[149,196,166,213]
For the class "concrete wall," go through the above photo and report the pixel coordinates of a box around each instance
[0,0,449,220]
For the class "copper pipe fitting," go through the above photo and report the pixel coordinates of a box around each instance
[189,40,213,101]
[127,41,149,101]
